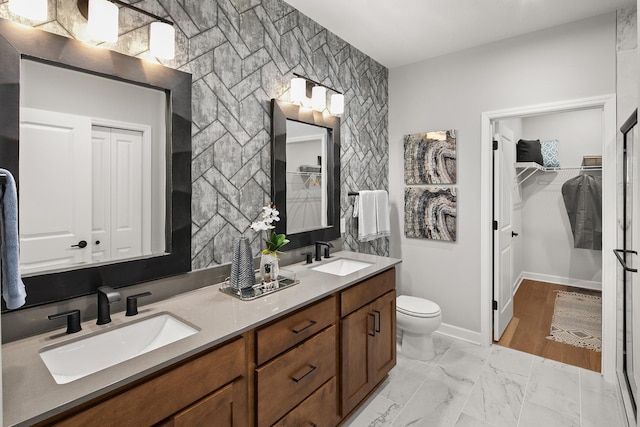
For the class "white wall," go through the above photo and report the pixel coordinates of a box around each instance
[389,13,616,335]
[519,109,603,288]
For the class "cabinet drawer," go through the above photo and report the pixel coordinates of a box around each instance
[273,377,338,427]
[256,296,336,364]
[172,383,234,427]
[340,268,395,317]
[256,325,337,427]
[52,337,246,427]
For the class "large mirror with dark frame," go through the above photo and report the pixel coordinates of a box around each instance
[0,19,192,310]
[271,99,341,249]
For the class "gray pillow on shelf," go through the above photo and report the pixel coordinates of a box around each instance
[516,139,544,166]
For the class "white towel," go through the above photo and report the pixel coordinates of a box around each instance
[357,190,378,242]
[0,169,26,309]
[374,190,390,238]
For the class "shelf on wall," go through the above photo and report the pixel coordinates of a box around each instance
[514,162,601,185]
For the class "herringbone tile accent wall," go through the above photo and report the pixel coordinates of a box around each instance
[0,0,389,269]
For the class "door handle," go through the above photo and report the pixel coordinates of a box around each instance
[374,310,381,333]
[70,240,88,249]
[368,313,376,336]
[512,231,519,237]
[614,249,638,273]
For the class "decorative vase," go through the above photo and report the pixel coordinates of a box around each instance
[260,252,280,284]
[230,237,255,289]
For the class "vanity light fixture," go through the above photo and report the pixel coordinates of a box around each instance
[290,73,344,115]
[77,0,176,59]
[8,0,48,21]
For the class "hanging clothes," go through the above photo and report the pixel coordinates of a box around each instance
[561,173,602,250]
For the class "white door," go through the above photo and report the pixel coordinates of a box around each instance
[91,126,144,262]
[110,128,144,260]
[91,127,112,263]
[19,108,92,274]
[493,126,516,340]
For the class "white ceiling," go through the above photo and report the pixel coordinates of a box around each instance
[282,0,635,68]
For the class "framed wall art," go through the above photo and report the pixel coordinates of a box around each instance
[404,130,456,184]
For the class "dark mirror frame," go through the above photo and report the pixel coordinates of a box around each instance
[0,19,192,311]
[270,99,340,249]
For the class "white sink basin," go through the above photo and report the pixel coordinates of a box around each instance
[39,313,198,384]
[311,258,373,276]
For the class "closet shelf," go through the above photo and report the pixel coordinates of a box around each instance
[514,162,601,185]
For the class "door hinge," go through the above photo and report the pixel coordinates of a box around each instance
[493,140,498,150]
[493,300,498,310]
[493,220,498,230]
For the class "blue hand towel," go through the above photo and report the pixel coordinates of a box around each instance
[0,169,26,309]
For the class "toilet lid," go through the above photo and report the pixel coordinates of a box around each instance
[397,295,441,318]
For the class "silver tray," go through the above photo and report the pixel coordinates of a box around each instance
[219,268,299,301]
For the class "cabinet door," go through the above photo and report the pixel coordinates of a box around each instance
[371,291,396,386]
[341,303,375,416]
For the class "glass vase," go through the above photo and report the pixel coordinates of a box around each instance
[259,252,280,284]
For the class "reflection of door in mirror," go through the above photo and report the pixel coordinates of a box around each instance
[285,120,328,234]
[18,60,167,276]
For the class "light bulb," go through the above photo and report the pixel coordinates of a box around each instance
[150,22,175,60]
[290,78,306,105]
[330,93,344,115]
[9,0,47,21]
[311,86,326,111]
[88,0,119,43]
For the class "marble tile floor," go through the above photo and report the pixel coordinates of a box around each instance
[342,334,628,427]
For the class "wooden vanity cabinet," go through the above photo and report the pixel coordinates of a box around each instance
[44,337,248,427]
[37,266,397,427]
[340,268,396,417]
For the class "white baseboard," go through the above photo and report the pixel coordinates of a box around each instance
[435,322,483,346]
[513,272,525,293]
[520,271,602,291]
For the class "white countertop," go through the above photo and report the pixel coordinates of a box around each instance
[2,251,400,426]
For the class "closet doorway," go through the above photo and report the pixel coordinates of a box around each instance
[493,110,604,371]
[479,95,617,380]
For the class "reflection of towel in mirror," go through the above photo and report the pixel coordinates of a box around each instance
[0,169,26,309]
[357,190,390,242]
[561,174,602,250]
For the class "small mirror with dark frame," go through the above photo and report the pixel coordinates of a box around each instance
[270,99,341,249]
[0,19,192,310]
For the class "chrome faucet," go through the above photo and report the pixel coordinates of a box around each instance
[315,241,334,261]
[96,286,121,325]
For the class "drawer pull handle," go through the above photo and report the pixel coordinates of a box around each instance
[310,423,318,427]
[374,310,381,333]
[368,313,376,336]
[292,320,317,334]
[292,365,317,383]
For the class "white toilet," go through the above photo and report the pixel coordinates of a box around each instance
[396,295,442,361]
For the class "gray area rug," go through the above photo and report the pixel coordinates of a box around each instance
[546,290,602,352]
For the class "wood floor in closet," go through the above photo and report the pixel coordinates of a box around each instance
[496,279,601,372]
